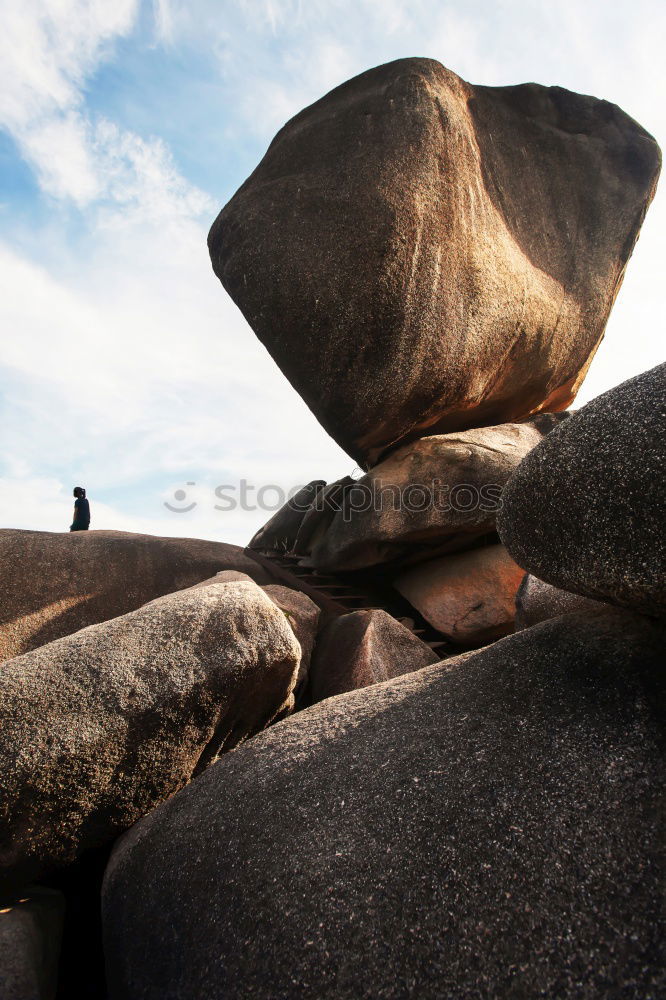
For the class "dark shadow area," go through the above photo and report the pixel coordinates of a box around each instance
[41,844,111,1000]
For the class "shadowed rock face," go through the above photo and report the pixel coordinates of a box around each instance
[0,529,276,663]
[515,575,607,630]
[102,606,665,1000]
[0,579,300,886]
[209,57,660,466]
[498,363,666,617]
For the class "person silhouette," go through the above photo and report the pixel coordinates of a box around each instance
[70,486,91,532]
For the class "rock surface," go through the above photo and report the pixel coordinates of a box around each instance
[309,609,438,702]
[394,544,525,647]
[209,57,660,465]
[263,584,321,689]
[249,481,326,553]
[191,573,321,690]
[0,529,275,662]
[103,606,665,999]
[309,423,542,571]
[0,887,65,1000]
[0,579,300,885]
[499,363,666,617]
[515,575,607,630]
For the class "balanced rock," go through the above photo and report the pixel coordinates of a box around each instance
[309,422,542,571]
[0,529,275,662]
[515,575,607,630]
[309,609,438,702]
[499,363,666,616]
[394,544,525,647]
[209,57,660,465]
[103,606,665,999]
[0,579,300,885]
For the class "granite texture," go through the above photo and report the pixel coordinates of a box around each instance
[103,606,665,999]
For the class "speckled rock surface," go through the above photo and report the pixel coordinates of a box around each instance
[0,529,275,663]
[103,606,664,1000]
[263,585,320,688]
[0,579,300,886]
[515,575,607,630]
[394,544,525,647]
[209,57,660,465]
[192,574,321,690]
[309,608,438,703]
[0,887,64,1000]
[309,423,542,571]
[498,363,666,616]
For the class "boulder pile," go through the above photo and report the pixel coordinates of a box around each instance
[2,57,663,999]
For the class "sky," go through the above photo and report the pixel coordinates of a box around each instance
[0,0,664,546]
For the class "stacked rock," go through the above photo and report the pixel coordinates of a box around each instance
[2,57,663,999]
[102,363,665,999]
[229,57,660,650]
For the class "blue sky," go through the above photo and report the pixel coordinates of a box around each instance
[0,0,664,545]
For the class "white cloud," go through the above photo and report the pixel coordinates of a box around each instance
[1,0,664,547]
[0,0,138,128]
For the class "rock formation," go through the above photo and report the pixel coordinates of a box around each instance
[102,607,665,1000]
[0,529,275,663]
[209,57,660,465]
[305,422,543,571]
[4,55,663,997]
[0,578,300,885]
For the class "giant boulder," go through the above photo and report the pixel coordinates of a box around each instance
[209,57,660,465]
[102,606,665,999]
[0,579,300,885]
[498,363,666,617]
[0,529,275,662]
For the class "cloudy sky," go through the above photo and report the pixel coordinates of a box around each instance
[0,0,663,545]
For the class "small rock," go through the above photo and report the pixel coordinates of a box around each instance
[309,609,438,702]
[394,544,526,647]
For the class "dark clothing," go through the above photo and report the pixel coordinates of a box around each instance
[71,497,90,531]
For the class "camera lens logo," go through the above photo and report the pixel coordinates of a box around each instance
[164,482,197,513]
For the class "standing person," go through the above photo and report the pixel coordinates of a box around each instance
[70,486,91,532]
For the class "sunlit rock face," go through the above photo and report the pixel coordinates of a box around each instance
[209,57,660,466]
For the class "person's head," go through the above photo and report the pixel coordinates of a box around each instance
[73,486,86,499]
